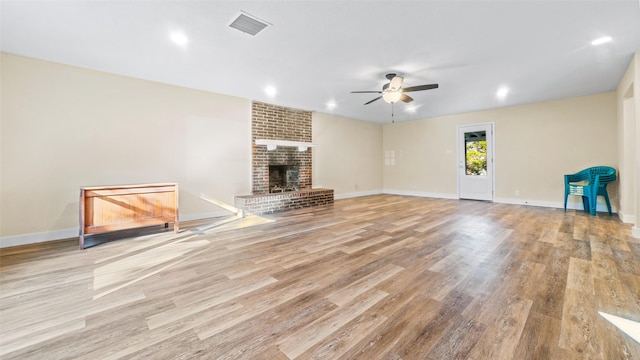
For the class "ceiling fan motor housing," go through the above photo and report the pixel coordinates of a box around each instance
[351,73,438,106]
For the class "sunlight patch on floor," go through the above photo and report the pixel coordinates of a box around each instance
[194,215,275,234]
[91,214,274,299]
[93,236,207,294]
[599,311,640,344]
[95,230,193,264]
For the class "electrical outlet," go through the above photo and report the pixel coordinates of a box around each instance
[355,184,359,190]
[515,190,520,197]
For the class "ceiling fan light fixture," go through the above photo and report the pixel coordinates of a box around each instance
[352,74,438,106]
[389,76,404,91]
[383,90,402,103]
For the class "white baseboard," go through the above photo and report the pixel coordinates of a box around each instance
[0,228,79,249]
[335,190,383,200]
[382,189,459,200]
[617,210,636,224]
[379,191,618,214]
[494,196,618,214]
[0,210,232,249]
[1,195,630,248]
[335,189,622,218]
[493,197,562,209]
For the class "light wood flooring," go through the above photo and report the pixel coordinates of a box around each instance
[1,195,640,359]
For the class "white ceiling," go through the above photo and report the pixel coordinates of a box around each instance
[2,1,639,123]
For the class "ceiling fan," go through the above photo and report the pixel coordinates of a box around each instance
[351,73,439,105]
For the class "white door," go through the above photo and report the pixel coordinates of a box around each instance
[458,123,494,201]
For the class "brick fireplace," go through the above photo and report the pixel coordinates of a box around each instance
[234,101,333,214]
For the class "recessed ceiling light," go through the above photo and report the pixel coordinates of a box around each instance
[170,32,189,46]
[496,87,509,99]
[326,100,337,110]
[265,86,277,97]
[404,105,422,114]
[591,36,612,46]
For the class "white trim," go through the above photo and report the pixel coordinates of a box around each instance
[357,191,618,213]
[494,197,563,209]
[0,228,78,249]
[494,196,619,213]
[0,210,231,249]
[0,195,625,248]
[618,210,636,224]
[335,190,383,200]
[632,226,640,239]
[255,139,316,151]
[456,122,496,201]
[383,189,459,199]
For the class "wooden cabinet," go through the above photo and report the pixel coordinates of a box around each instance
[79,183,179,249]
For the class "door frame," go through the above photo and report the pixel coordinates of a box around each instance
[456,122,495,201]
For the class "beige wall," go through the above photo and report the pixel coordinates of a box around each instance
[312,112,382,198]
[0,51,631,245]
[383,93,618,208]
[0,53,252,245]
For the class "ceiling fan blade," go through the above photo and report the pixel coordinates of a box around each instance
[351,91,382,94]
[389,76,404,90]
[400,94,414,103]
[402,84,439,92]
[364,96,382,105]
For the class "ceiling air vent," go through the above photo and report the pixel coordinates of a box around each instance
[229,12,270,36]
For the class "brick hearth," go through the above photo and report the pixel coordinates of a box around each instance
[235,188,334,215]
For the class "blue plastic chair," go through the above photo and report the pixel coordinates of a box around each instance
[564,166,616,216]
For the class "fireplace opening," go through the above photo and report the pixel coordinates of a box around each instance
[269,164,300,193]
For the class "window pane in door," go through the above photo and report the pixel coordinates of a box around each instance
[465,131,487,176]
